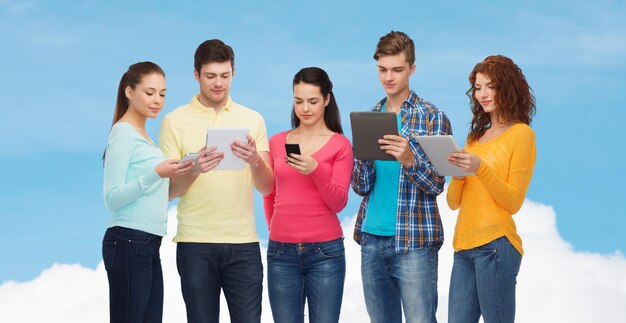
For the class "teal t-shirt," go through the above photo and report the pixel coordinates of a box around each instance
[362,104,401,236]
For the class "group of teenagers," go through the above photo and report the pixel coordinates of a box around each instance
[102,30,536,323]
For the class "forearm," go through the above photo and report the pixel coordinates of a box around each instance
[262,192,275,228]
[311,166,350,213]
[405,110,450,194]
[168,171,200,200]
[476,163,528,214]
[251,154,274,196]
[351,159,375,196]
[404,159,445,195]
[446,177,465,210]
[105,169,161,211]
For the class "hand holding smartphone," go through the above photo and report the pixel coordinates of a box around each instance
[178,153,198,164]
[285,143,301,156]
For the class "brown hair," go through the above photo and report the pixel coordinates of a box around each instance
[194,39,235,73]
[103,61,165,161]
[466,55,536,142]
[111,61,165,128]
[373,30,415,66]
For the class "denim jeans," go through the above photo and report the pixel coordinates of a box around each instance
[176,242,263,323]
[360,232,441,323]
[448,236,522,323]
[267,238,346,323]
[102,226,164,323]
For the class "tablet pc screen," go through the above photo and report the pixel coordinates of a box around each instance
[206,127,249,170]
[415,135,473,176]
[350,111,398,161]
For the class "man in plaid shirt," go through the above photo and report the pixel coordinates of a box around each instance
[352,31,451,323]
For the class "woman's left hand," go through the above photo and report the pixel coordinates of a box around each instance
[447,149,481,173]
[286,152,318,175]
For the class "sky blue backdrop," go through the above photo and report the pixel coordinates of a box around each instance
[1,0,624,282]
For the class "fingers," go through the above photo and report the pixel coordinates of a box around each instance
[382,134,402,141]
[175,161,194,175]
[192,151,224,173]
[198,146,218,153]
[285,155,299,166]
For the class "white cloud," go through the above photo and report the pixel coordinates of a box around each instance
[2,195,626,322]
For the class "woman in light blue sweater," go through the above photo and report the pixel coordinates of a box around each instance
[102,62,192,323]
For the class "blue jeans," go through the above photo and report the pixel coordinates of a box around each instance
[360,232,441,323]
[267,238,346,323]
[448,236,522,323]
[102,226,164,323]
[176,242,263,323]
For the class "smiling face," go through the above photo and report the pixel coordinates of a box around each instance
[376,52,415,98]
[194,60,233,109]
[293,82,330,129]
[125,73,166,119]
[474,72,497,115]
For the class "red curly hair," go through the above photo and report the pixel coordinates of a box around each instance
[466,55,536,142]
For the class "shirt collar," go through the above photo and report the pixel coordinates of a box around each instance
[190,95,234,113]
[374,90,420,112]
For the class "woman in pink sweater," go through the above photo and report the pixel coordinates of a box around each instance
[263,67,353,323]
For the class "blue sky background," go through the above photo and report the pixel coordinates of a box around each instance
[1,0,624,282]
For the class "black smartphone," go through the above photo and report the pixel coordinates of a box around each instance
[285,143,301,156]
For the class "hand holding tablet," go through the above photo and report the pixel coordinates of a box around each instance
[350,112,398,161]
[206,127,250,170]
[415,135,473,176]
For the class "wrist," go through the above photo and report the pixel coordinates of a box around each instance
[250,155,262,169]
[401,156,414,168]
[154,166,165,178]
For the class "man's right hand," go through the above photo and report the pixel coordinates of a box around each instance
[193,146,225,174]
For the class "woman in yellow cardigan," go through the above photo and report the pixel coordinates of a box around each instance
[446,55,536,323]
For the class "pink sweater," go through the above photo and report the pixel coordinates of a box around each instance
[263,131,354,243]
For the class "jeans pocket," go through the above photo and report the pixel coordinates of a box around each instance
[102,240,117,270]
[128,235,154,245]
[477,237,502,254]
[266,240,283,259]
[317,239,345,259]
[359,232,369,244]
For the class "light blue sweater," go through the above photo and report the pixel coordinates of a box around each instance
[103,122,169,236]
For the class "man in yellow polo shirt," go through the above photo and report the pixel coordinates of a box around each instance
[159,39,273,323]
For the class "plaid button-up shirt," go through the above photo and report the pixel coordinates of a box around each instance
[352,91,451,252]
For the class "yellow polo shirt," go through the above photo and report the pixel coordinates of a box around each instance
[158,95,269,243]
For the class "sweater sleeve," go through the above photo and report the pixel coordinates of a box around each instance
[310,137,354,213]
[262,144,276,227]
[103,126,162,212]
[446,177,466,210]
[475,127,536,214]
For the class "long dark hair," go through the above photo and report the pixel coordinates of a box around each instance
[291,67,343,134]
[466,55,535,142]
[103,61,165,161]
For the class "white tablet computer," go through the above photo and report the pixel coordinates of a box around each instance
[206,127,249,170]
[350,111,398,161]
[415,135,473,176]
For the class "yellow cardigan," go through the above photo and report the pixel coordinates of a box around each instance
[447,123,536,255]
